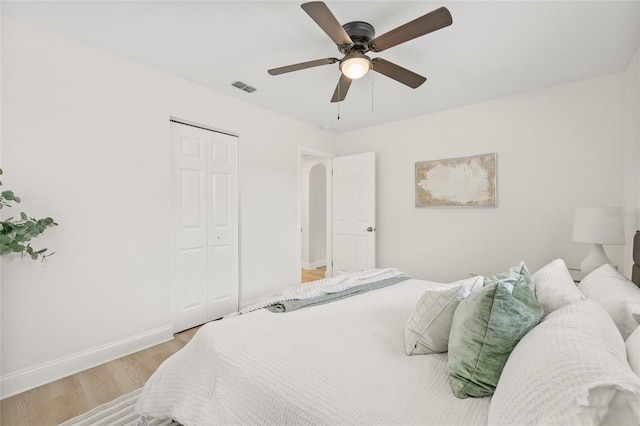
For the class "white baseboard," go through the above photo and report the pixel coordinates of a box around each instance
[0,325,174,399]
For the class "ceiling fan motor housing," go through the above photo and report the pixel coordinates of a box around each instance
[339,21,375,54]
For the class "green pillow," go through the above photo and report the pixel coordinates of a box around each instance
[448,262,544,398]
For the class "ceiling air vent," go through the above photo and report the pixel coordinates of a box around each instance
[231,81,257,93]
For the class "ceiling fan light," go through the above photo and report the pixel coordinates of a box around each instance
[340,54,371,80]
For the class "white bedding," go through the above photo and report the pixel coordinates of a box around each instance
[136,278,492,425]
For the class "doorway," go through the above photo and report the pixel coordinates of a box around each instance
[297,148,377,283]
[299,147,334,282]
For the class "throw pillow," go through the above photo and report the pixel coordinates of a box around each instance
[405,276,483,355]
[489,299,640,425]
[578,264,640,340]
[532,258,584,315]
[448,262,544,398]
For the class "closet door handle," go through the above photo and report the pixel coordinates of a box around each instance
[366,227,374,232]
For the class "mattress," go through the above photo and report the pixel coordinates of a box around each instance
[136,278,492,425]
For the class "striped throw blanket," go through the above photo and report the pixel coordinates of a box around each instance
[235,268,408,315]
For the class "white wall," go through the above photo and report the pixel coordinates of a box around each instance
[333,73,627,283]
[623,45,640,277]
[0,18,333,397]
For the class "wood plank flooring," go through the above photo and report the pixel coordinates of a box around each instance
[0,326,199,426]
[1,267,326,425]
[301,266,326,283]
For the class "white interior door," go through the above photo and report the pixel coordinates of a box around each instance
[332,152,376,275]
[171,121,239,333]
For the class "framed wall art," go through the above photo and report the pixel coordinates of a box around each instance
[415,153,497,207]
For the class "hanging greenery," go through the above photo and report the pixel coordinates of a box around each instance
[0,169,57,261]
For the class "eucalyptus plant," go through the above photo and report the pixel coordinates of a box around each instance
[0,169,57,261]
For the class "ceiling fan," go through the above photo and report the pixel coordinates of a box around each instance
[268,1,453,103]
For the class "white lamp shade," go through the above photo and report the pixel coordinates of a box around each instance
[340,53,371,80]
[572,207,625,245]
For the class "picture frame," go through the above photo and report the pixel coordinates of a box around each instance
[415,153,497,207]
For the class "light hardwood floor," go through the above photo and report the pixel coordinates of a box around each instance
[301,266,326,283]
[0,326,200,425]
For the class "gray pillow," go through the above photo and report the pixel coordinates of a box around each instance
[448,262,544,398]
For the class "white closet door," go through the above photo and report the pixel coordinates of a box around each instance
[171,122,238,333]
[332,152,376,275]
[207,131,239,320]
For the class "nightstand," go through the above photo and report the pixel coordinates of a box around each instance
[568,268,587,283]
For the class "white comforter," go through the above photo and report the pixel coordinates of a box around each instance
[136,278,492,425]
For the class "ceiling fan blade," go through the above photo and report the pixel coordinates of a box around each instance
[268,58,339,76]
[372,58,426,88]
[331,74,352,102]
[301,2,353,47]
[369,7,452,52]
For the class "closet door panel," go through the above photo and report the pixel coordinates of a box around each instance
[206,131,239,320]
[171,124,209,332]
[171,122,239,333]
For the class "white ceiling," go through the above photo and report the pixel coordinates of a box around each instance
[3,1,639,133]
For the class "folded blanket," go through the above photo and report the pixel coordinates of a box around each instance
[235,268,408,315]
[265,275,409,312]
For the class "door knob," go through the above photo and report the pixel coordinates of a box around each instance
[366,227,374,232]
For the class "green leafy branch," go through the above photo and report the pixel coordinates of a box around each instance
[0,169,57,261]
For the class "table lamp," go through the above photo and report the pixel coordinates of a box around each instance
[573,207,625,273]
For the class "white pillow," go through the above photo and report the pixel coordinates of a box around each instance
[532,258,585,315]
[578,264,640,340]
[489,299,640,425]
[627,325,640,378]
[404,276,483,355]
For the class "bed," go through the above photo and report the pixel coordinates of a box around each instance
[136,253,640,425]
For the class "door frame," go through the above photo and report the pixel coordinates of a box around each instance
[297,146,335,280]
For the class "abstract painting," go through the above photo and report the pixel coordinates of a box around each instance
[415,153,497,207]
